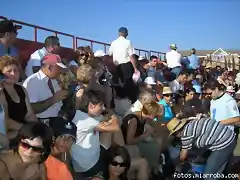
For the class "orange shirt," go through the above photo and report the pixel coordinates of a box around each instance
[45,155,73,180]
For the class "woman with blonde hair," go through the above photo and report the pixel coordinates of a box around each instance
[121,101,162,175]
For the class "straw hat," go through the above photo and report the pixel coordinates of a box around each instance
[205,62,212,69]
[162,86,173,95]
[166,118,188,136]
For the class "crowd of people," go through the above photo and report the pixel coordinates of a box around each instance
[0,19,240,180]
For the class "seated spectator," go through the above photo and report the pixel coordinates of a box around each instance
[166,104,236,176]
[0,19,21,57]
[184,87,196,102]
[45,118,77,180]
[0,122,53,179]
[25,36,60,77]
[23,54,68,118]
[71,90,121,179]
[124,88,156,117]
[158,87,174,123]
[88,57,114,108]
[168,71,187,93]
[121,101,161,174]
[75,46,93,65]
[106,145,131,180]
[0,56,37,140]
[75,64,92,109]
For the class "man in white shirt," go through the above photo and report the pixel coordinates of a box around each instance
[166,44,182,78]
[71,90,120,179]
[23,54,68,118]
[109,27,138,103]
[25,36,60,77]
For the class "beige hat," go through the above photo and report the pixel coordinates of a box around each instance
[166,118,188,136]
[205,62,212,69]
[162,86,173,95]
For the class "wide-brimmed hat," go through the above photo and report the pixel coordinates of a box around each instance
[166,118,188,136]
[205,62,212,69]
[162,86,173,95]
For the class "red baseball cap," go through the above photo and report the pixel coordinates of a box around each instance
[42,54,67,69]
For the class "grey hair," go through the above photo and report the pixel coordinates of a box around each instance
[139,89,156,104]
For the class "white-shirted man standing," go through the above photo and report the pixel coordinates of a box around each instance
[25,36,60,77]
[166,44,182,78]
[109,27,138,103]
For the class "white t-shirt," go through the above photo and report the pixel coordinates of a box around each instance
[23,70,62,118]
[210,93,239,131]
[109,36,135,65]
[168,80,184,93]
[70,110,101,172]
[25,47,49,77]
[166,50,181,68]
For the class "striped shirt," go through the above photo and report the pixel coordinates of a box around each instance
[181,118,235,151]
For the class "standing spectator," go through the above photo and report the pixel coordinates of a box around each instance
[109,27,137,103]
[187,48,200,72]
[0,19,21,57]
[23,54,68,118]
[25,36,60,77]
[166,44,182,78]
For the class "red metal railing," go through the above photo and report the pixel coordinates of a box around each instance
[0,15,165,59]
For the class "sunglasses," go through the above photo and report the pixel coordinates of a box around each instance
[20,141,44,153]
[111,161,127,167]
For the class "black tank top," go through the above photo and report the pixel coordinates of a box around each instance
[121,114,145,143]
[3,84,27,124]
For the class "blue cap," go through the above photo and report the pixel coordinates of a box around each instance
[118,27,128,34]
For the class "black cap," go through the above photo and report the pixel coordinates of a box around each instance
[49,117,77,140]
[0,20,22,34]
[118,27,128,34]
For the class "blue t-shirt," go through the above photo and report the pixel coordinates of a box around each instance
[188,54,199,69]
[158,99,174,122]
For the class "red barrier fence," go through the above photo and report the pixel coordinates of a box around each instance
[0,16,165,59]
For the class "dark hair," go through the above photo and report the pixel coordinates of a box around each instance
[179,71,188,76]
[78,90,104,113]
[12,122,53,164]
[181,99,203,118]
[131,54,139,61]
[185,88,196,95]
[106,145,131,180]
[191,48,196,54]
[204,80,225,91]
[150,55,158,61]
[44,36,59,47]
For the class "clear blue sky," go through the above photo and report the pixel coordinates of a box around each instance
[0,0,239,56]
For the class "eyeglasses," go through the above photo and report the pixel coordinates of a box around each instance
[110,161,127,167]
[20,141,44,153]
